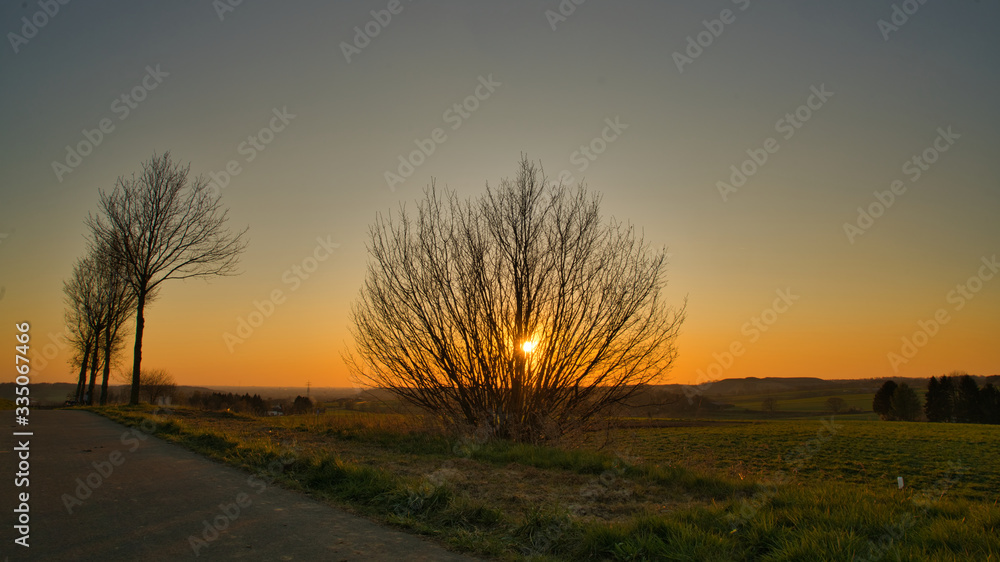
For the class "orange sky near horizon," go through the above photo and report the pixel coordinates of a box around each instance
[2,2,998,389]
[17,243,999,389]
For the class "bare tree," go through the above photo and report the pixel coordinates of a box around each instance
[826,396,846,414]
[348,156,685,442]
[113,368,175,404]
[88,152,248,405]
[761,397,779,415]
[64,255,110,405]
[93,242,138,405]
[64,256,100,404]
[141,369,176,404]
[64,245,139,405]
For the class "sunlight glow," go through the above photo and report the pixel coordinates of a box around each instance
[521,340,538,354]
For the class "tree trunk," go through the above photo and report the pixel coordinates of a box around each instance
[100,323,112,406]
[87,330,100,405]
[130,290,146,405]
[76,341,91,403]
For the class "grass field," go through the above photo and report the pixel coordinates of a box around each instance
[601,419,998,503]
[91,406,1000,561]
[724,392,875,414]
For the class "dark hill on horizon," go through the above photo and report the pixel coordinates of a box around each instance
[652,375,998,398]
[8,376,997,407]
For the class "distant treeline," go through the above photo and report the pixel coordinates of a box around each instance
[185,391,315,416]
[874,373,1000,424]
[624,389,728,417]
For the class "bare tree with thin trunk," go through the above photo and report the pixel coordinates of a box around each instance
[63,270,90,404]
[88,152,248,405]
[64,245,139,405]
[115,368,176,405]
[64,255,106,405]
[347,156,685,442]
[826,396,846,414]
[761,397,779,416]
[66,307,94,403]
[93,242,138,405]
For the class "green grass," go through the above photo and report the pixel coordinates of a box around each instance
[620,419,1000,504]
[91,406,1000,561]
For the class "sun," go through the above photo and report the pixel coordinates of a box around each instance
[521,340,538,354]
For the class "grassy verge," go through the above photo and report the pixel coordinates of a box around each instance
[91,406,1000,561]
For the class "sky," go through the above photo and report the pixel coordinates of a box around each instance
[1,0,997,388]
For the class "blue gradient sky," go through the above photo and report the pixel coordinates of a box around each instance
[1,0,997,387]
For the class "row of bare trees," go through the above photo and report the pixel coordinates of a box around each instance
[63,245,137,404]
[64,152,247,404]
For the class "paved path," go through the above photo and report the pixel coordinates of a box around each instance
[1,410,482,561]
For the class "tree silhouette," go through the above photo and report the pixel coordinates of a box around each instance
[92,241,138,405]
[348,157,685,441]
[954,373,981,423]
[761,397,779,415]
[924,375,955,422]
[873,380,898,420]
[890,383,921,421]
[826,396,846,414]
[64,248,137,405]
[64,255,103,404]
[88,152,247,405]
[136,368,176,404]
[291,395,314,415]
[980,384,1000,425]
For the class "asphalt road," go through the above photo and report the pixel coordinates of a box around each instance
[1,409,481,561]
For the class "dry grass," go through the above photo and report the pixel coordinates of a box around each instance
[140,407,716,524]
[92,405,1000,561]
